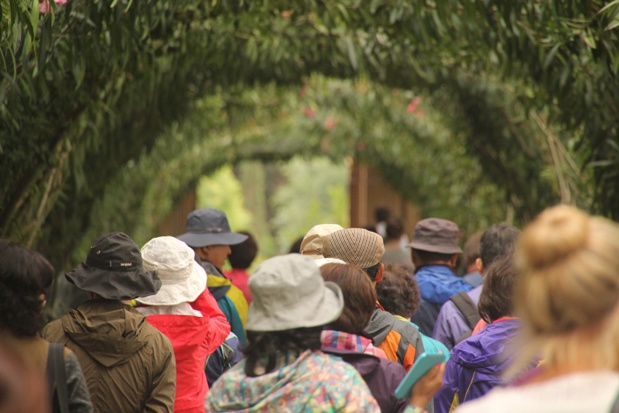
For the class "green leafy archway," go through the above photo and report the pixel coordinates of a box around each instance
[1,0,615,272]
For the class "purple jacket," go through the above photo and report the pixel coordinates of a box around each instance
[322,346,408,413]
[432,285,483,350]
[434,318,522,413]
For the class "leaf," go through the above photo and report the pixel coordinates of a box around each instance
[345,36,358,70]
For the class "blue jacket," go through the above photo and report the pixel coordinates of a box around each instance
[415,265,472,305]
[434,318,522,413]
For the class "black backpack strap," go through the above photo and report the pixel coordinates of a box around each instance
[46,343,70,413]
[449,292,481,330]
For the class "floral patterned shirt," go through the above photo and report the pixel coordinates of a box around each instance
[205,350,380,412]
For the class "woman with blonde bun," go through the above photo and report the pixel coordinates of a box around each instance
[456,205,619,413]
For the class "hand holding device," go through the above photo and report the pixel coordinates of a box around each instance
[394,352,446,399]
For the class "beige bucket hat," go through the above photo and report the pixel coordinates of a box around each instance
[246,254,344,331]
[138,236,207,306]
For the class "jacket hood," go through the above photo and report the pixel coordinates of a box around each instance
[201,260,231,300]
[415,264,472,304]
[451,319,521,373]
[61,300,149,367]
[364,309,395,345]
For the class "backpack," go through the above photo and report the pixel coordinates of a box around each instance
[449,292,482,343]
[411,301,442,337]
[46,343,69,413]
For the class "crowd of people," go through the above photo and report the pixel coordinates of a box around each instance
[0,203,618,412]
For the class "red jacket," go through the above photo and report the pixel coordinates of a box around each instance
[146,289,230,412]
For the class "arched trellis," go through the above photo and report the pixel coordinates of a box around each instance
[51,77,582,274]
[1,1,613,273]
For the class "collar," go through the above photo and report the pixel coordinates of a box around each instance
[320,330,385,358]
[491,316,517,324]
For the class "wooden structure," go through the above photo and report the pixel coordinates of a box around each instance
[159,159,419,239]
[349,160,419,237]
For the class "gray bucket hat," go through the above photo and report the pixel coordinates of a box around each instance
[246,254,344,332]
[408,218,462,254]
[177,208,248,248]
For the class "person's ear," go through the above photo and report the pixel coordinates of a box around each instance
[374,263,385,284]
[475,257,484,274]
[194,246,208,260]
[411,250,420,267]
[449,254,459,268]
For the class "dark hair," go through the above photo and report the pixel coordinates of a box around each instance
[376,267,421,318]
[228,231,258,269]
[412,249,455,264]
[478,255,518,323]
[363,262,381,282]
[463,231,482,265]
[243,327,322,376]
[385,218,405,241]
[288,236,304,254]
[375,207,391,223]
[0,240,54,337]
[320,263,376,334]
[479,224,521,269]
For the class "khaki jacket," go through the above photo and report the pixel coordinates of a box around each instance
[42,299,176,413]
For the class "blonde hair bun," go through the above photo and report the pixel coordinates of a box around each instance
[519,205,588,270]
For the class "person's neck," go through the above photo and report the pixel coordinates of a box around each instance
[527,362,608,385]
[385,239,401,248]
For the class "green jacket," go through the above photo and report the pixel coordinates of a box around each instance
[42,299,176,413]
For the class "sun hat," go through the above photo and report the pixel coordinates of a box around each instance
[246,254,344,332]
[177,208,248,248]
[322,228,385,269]
[408,218,462,254]
[65,232,161,300]
[137,236,207,306]
[300,224,344,259]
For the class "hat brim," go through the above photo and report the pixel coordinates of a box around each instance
[407,241,462,254]
[177,232,248,248]
[246,281,345,332]
[66,263,161,300]
[137,262,207,306]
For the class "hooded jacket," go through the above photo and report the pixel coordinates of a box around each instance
[205,350,380,412]
[140,289,230,413]
[321,330,409,413]
[434,318,522,413]
[415,265,473,305]
[42,300,176,413]
[201,260,248,345]
[365,308,424,371]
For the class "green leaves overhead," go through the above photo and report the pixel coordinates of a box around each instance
[0,0,616,273]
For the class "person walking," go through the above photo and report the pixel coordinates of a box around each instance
[43,232,176,413]
[136,236,230,412]
[455,206,619,413]
[0,239,92,412]
[177,208,249,345]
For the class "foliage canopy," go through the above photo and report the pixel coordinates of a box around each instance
[1,0,618,273]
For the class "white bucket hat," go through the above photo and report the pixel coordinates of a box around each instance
[247,254,344,332]
[138,236,207,306]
